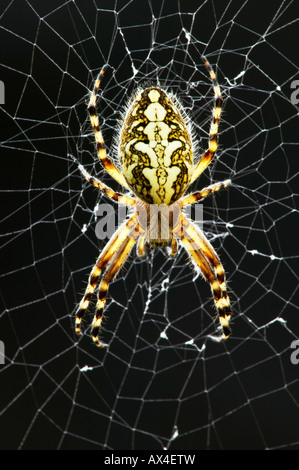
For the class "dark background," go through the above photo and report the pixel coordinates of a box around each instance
[0,0,298,450]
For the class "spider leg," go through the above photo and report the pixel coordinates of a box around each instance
[88,68,129,189]
[75,216,139,335]
[191,60,223,184]
[91,217,142,346]
[137,233,148,258]
[181,216,231,301]
[181,180,231,206]
[173,215,231,339]
[78,163,135,206]
[170,235,178,257]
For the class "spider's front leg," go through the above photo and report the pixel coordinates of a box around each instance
[137,234,149,258]
[75,216,140,337]
[90,217,142,347]
[173,215,232,340]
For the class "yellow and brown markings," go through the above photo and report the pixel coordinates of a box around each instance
[119,87,193,205]
[88,68,129,189]
[191,60,223,183]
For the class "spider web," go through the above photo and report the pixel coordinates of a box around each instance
[1,0,299,451]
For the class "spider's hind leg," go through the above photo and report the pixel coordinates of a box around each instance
[191,59,223,184]
[88,67,130,189]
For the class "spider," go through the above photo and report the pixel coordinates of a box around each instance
[75,60,232,347]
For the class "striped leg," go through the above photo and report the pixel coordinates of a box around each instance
[173,215,231,339]
[191,59,223,184]
[181,180,231,206]
[137,233,148,258]
[88,68,129,188]
[181,216,231,301]
[75,217,139,336]
[170,235,178,257]
[91,217,142,346]
[78,164,135,206]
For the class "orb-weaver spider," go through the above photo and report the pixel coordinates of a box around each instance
[75,60,232,346]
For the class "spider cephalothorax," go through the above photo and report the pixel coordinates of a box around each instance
[135,201,182,249]
[75,61,232,346]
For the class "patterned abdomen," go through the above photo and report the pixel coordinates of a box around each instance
[119,87,193,205]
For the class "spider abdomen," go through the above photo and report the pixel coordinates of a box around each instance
[119,87,193,205]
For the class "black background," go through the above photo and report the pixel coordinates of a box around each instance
[0,0,298,450]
